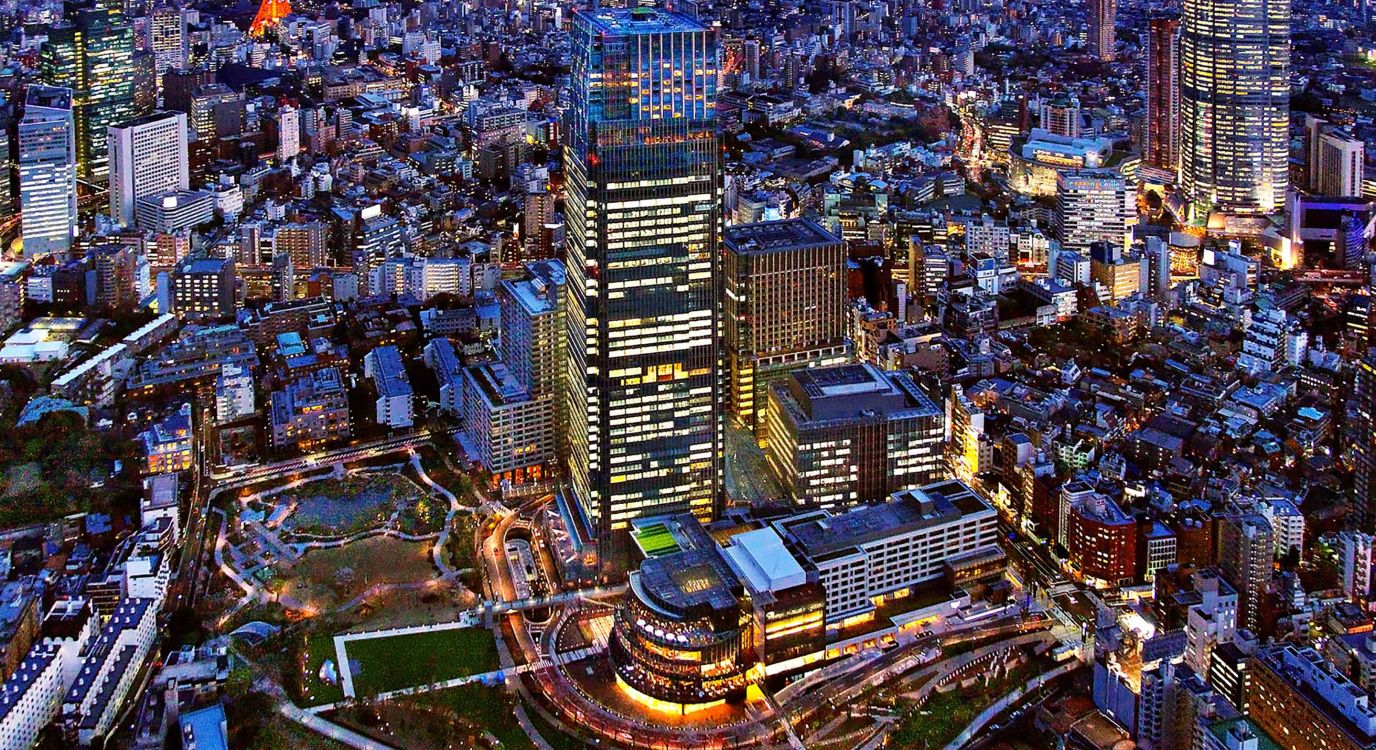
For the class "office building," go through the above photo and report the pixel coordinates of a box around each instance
[1056,169,1133,253]
[1308,117,1365,198]
[773,478,999,626]
[146,5,187,76]
[1356,355,1376,534]
[766,363,945,508]
[270,368,351,452]
[40,7,137,181]
[168,256,235,319]
[564,7,724,560]
[1146,13,1181,172]
[1088,0,1116,60]
[135,190,213,233]
[610,477,998,707]
[108,111,189,226]
[1179,0,1289,215]
[722,219,848,441]
[363,345,414,429]
[18,86,77,260]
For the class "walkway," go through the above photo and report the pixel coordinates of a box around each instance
[943,661,1081,750]
[280,700,397,749]
[408,449,475,580]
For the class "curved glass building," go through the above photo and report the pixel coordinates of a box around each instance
[1179,0,1289,217]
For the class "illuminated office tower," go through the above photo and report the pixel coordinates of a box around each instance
[1145,13,1181,172]
[564,6,723,560]
[722,219,847,442]
[1087,0,1115,61]
[18,86,78,260]
[1179,0,1289,216]
[109,111,189,226]
[40,7,137,181]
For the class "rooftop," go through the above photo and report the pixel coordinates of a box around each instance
[723,219,841,254]
[781,479,993,559]
[576,6,706,36]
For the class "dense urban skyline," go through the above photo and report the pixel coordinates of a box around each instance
[0,0,1366,747]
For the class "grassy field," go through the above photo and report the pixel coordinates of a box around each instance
[277,536,437,612]
[633,523,680,556]
[301,632,346,706]
[345,626,499,696]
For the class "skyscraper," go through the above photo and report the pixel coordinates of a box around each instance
[564,6,722,562]
[1354,355,1376,533]
[1179,0,1289,216]
[18,86,78,260]
[1145,13,1181,172]
[1087,0,1116,61]
[109,111,190,226]
[40,7,138,181]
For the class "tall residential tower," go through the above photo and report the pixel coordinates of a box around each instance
[1145,13,1180,173]
[564,6,723,563]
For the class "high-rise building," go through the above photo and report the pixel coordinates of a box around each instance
[1056,169,1133,253]
[146,5,187,77]
[1146,13,1181,172]
[18,86,78,260]
[1088,0,1116,60]
[275,104,300,164]
[168,256,235,318]
[564,6,723,561]
[1217,512,1273,635]
[40,8,137,181]
[108,111,189,226]
[1179,0,1289,216]
[1307,116,1365,198]
[1354,355,1376,533]
[722,219,848,442]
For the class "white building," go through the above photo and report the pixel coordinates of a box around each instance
[109,112,190,227]
[1340,531,1375,602]
[774,479,999,625]
[423,338,464,415]
[276,105,300,163]
[215,362,256,423]
[62,598,158,746]
[140,474,180,542]
[1262,499,1304,559]
[461,362,555,484]
[363,345,413,428]
[18,86,77,260]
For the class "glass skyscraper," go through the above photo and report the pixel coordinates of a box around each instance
[1179,0,1289,217]
[564,6,723,562]
[41,7,137,182]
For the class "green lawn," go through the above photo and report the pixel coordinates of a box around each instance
[302,633,346,706]
[633,523,680,556]
[345,626,499,696]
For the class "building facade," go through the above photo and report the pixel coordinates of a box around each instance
[564,7,724,561]
[1179,0,1290,216]
[722,219,848,441]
